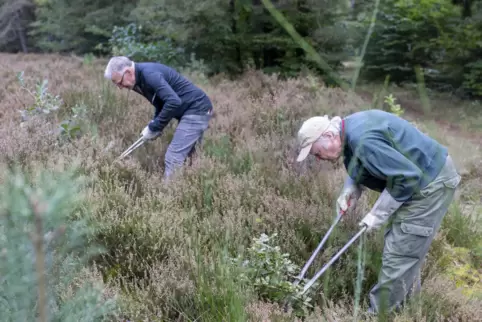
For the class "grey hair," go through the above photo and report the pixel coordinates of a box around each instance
[104,56,134,80]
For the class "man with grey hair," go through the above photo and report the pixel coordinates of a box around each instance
[295,109,461,315]
[104,56,214,179]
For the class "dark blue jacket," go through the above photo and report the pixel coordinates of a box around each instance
[343,109,448,202]
[132,62,213,133]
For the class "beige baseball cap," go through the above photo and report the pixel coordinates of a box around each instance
[296,115,331,162]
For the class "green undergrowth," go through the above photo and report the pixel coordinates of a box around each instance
[2,65,482,321]
[79,145,482,320]
[430,203,482,299]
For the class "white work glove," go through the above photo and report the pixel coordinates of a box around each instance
[140,125,160,141]
[337,175,362,216]
[359,189,404,232]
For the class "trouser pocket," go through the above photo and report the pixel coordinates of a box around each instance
[386,222,434,259]
[420,155,461,197]
[420,173,461,198]
[443,174,461,189]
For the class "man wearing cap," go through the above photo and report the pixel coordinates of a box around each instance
[295,109,461,315]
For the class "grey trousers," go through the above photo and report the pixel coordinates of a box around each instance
[368,155,461,314]
[164,112,212,179]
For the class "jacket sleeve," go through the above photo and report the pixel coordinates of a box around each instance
[145,72,182,133]
[361,188,403,230]
[360,138,424,202]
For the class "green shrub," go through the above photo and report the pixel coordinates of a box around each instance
[0,166,117,321]
[106,23,186,68]
[16,71,62,122]
[230,233,318,317]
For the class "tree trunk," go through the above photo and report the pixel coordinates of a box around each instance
[462,0,472,17]
[0,0,32,51]
[230,0,242,71]
[14,12,28,53]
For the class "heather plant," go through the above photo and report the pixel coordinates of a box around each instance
[181,231,253,322]
[0,53,481,321]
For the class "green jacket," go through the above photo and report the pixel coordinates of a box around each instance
[343,109,448,202]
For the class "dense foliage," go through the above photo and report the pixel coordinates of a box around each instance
[1,0,481,320]
[1,0,481,96]
[1,53,481,321]
[362,0,482,97]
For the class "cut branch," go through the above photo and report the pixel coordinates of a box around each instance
[30,196,48,322]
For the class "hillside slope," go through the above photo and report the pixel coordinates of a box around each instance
[1,53,481,322]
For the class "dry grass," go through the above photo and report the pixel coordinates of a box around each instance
[1,52,481,321]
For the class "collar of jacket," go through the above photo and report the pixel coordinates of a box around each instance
[133,63,145,95]
[341,118,348,158]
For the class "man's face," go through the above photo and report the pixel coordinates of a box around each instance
[111,67,135,89]
[310,132,342,162]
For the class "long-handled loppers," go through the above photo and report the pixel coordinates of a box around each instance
[114,129,162,163]
[283,204,367,311]
[115,137,145,162]
[299,224,366,295]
